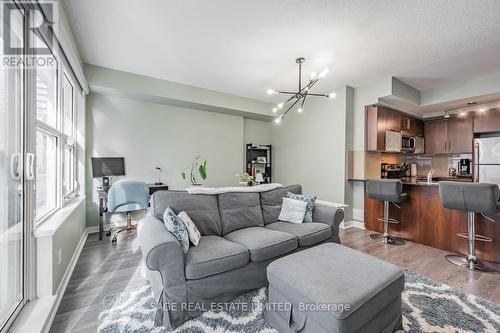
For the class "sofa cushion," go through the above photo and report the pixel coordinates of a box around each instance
[265,222,332,247]
[224,227,297,262]
[218,192,264,235]
[260,185,302,224]
[184,236,249,279]
[151,191,221,235]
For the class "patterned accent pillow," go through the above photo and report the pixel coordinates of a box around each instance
[278,198,308,224]
[163,207,190,253]
[286,192,317,222]
[178,211,202,246]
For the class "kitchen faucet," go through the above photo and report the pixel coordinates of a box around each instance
[427,168,436,183]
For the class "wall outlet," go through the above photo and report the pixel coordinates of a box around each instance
[58,248,62,265]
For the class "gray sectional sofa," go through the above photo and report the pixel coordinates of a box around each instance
[138,185,345,329]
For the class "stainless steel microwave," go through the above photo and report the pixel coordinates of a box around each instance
[386,131,424,153]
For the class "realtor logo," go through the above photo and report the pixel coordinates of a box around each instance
[2,0,58,67]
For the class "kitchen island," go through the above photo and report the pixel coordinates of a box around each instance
[364,178,500,264]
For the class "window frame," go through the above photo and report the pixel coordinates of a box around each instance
[34,44,79,226]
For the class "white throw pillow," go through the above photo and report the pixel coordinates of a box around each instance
[278,198,308,224]
[178,211,202,246]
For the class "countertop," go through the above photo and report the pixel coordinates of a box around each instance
[399,176,473,186]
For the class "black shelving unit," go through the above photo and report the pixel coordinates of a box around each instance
[246,143,272,184]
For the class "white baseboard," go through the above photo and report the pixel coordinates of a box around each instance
[340,220,365,230]
[42,229,88,333]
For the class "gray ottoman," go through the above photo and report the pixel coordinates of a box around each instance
[265,243,404,333]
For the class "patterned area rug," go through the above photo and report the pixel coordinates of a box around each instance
[98,271,500,333]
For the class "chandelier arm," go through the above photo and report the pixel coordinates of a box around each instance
[277,91,298,95]
[282,97,302,118]
[300,93,308,108]
[306,93,329,97]
[298,61,302,91]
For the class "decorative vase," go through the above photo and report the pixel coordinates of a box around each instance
[239,181,248,187]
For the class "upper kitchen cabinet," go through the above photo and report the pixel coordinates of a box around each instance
[401,115,424,137]
[447,115,473,154]
[366,105,387,151]
[385,109,401,132]
[424,116,473,154]
[474,108,500,133]
[424,120,448,154]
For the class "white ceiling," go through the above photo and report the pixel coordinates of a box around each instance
[64,0,500,104]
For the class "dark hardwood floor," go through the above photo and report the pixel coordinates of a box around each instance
[50,227,500,333]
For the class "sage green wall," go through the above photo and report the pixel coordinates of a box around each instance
[85,93,257,227]
[271,88,350,204]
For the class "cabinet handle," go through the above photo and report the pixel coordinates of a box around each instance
[444,141,447,150]
[448,140,451,151]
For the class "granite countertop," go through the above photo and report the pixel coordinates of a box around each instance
[400,177,473,186]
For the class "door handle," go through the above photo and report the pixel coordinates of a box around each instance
[10,153,21,180]
[25,153,35,180]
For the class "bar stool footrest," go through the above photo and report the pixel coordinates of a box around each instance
[376,217,400,224]
[456,233,492,242]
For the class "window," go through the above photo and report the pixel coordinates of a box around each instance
[35,41,78,223]
[35,130,57,219]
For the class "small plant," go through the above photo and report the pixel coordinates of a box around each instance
[236,172,254,183]
[182,155,207,185]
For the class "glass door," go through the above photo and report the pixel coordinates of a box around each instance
[0,4,25,331]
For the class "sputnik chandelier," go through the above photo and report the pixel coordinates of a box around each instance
[267,57,336,123]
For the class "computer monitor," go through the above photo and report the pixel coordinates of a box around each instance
[91,157,125,188]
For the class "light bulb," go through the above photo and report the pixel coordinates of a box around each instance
[274,117,281,124]
[478,107,487,113]
[277,102,284,109]
[327,92,336,99]
[319,68,329,78]
[267,89,277,95]
[298,108,303,113]
[310,72,317,79]
[272,107,278,113]
[459,111,467,117]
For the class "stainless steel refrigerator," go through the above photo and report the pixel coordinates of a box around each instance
[474,137,500,184]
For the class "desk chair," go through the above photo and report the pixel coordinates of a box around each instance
[107,180,149,244]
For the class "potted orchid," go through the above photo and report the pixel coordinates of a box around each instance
[181,155,207,186]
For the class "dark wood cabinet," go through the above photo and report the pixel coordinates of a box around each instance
[401,115,424,137]
[365,105,387,151]
[365,184,500,264]
[474,108,500,133]
[385,109,401,132]
[424,120,448,154]
[447,116,473,154]
[424,116,473,154]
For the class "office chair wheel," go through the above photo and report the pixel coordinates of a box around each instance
[106,231,111,237]
[111,238,117,244]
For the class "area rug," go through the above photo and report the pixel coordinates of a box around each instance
[98,271,500,333]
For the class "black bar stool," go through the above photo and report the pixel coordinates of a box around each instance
[366,179,407,245]
[439,181,500,273]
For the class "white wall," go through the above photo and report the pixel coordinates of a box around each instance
[271,89,348,204]
[86,93,254,226]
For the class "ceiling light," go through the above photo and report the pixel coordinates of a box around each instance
[319,68,329,78]
[444,111,450,118]
[266,57,334,123]
[467,101,478,105]
[459,111,467,117]
[478,107,487,113]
